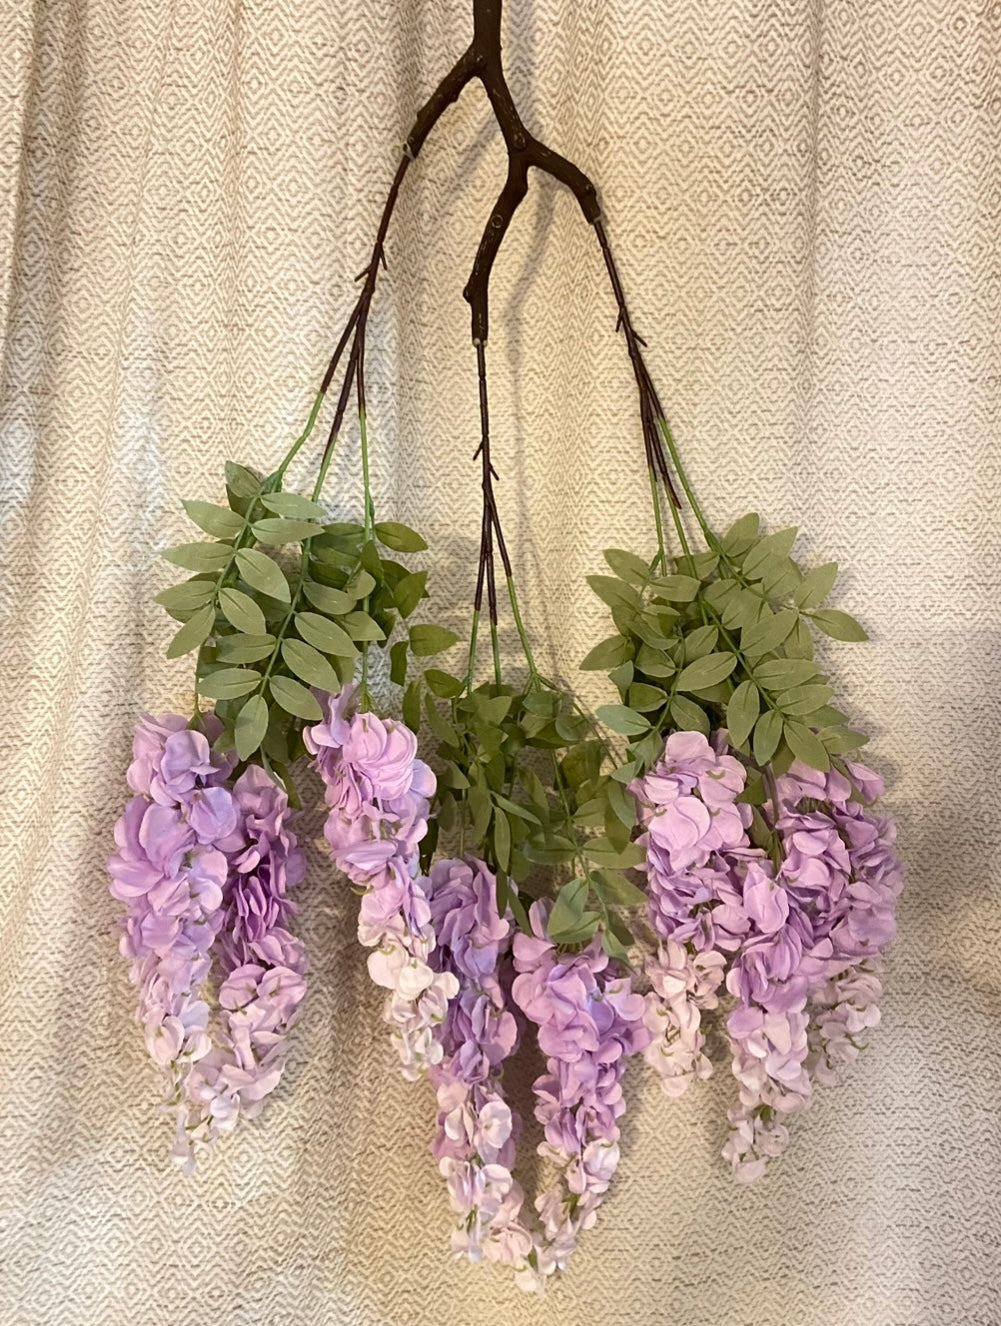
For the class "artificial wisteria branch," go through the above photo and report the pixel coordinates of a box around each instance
[108,0,900,1296]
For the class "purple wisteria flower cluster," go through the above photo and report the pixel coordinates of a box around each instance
[632,729,902,1182]
[511,902,649,1286]
[306,685,457,1079]
[108,713,307,1171]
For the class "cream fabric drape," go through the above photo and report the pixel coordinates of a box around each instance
[2,1,999,1322]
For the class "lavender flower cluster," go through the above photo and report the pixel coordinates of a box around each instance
[632,730,902,1182]
[108,713,307,1171]
[306,686,457,1078]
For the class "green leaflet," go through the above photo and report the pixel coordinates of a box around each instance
[596,705,651,737]
[409,624,458,656]
[199,667,261,700]
[252,518,322,545]
[166,604,215,659]
[269,674,323,721]
[155,579,216,612]
[580,636,632,671]
[794,562,839,609]
[811,608,868,642]
[726,680,760,748]
[162,542,231,574]
[216,633,275,663]
[235,693,269,761]
[260,492,326,520]
[784,720,831,771]
[235,548,291,602]
[753,710,784,765]
[281,638,341,692]
[295,612,358,657]
[182,500,244,541]
[603,548,651,585]
[375,521,428,553]
[302,580,356,615]
[676,651,737,692]
[218,587,267,636]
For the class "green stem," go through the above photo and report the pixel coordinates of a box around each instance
[490,620,502,686]
[466,609,481,688]
[648,465,667,572]
[655,414,716,548]
[276,390,326,482]
[504,576,540,687]
[358,404,375,701]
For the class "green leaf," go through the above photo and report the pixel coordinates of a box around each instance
[493,809,511,872]
[166,604,215,658]
[375,521,428,553]
[155,579,216,612]
[753,658,821,690]
[389,639,408,687]
[776,684,835,717]
[819,725,870,754]
[260,492,326,520]
[548,878,589,935]
[199,667,261,700]
[282,638,341,692]
[394,571,427,618]
[592,870,648,908]
[740,608,799,659]
[269,674,323,721]
[403,678,422,732]
[225,462,263,500]
[726,680,760,748]
[218,587,267,635]
[794,562,839,610]
[635,644,676,679]
[343,610,385,641]
[812,608,869,642]
[216,633,275,663]
[580,636,633,671]
[235,693,269,761]
[588,575,640,610]
[182,500,244,540]
[252,517,321,545]
[676,651,737,691]
[753,710,784,765]
[162,542,231,574]
[784,617,815,660]
[296,612,358,657]
[409,624,458,656]
[524,836,578,866]
[743,528,798,579]
[628,683,667,711]
[651,574,700,602]
[584,838,645,869]
[783,720,831,771]
[683,625,719,661]
[347,567,377,599]
[493,793,541,825]
[606,777,638,829]
[670,696,710,735]
[603,548,652,585]
[235,548,291,602]
[597,704,651,737]
[722,512,760,556]
[302,580,355,615]
[424,668,464,699]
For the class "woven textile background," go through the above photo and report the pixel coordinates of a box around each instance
[2,0,1000,1322]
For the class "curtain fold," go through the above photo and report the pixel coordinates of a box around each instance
[1,1,998,1322]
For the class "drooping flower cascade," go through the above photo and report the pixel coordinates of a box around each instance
[306,685,457,1078]
[424,858,535,1274]
[510,902,650,1287]
[107,713,307,1170]
[631,729,902,1182]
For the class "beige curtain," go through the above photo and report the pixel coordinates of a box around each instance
[2,1,999,1322]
